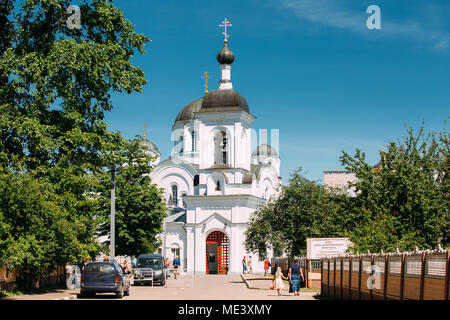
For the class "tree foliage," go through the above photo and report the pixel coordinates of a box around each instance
[0,0,152,275]
[245,168,347,258]
[97,138,166,256]
[341,125,449,253]
[245,125,449,257]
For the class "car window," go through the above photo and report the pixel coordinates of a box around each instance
[118,265,126,274]
[84,263,115,274]
[138,258,163,268]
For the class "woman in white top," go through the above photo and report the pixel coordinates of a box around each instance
[272,267,289,296]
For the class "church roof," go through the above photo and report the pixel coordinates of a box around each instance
[175,98,203,123]
[140,138,160,155]
[174,89,250,124]
[166,211,186,223]
[201,89,249,113]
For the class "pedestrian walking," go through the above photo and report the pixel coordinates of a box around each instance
[264,256,271,276]
[165,258,171,279]
[272,267,288,296]
[131,255,137,268]
[242,256,247,274]
[247,256,253,274]
[173,255,181,279]
[288,259,304,296]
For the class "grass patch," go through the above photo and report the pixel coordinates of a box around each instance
[0,283,65,298]
[0,289,23,298]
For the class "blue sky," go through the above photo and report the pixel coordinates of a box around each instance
[104,0,450,183]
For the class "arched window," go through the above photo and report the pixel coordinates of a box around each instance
[171,185,178,206]
[191,130,197,152]
[214,131,228,165]
[179,136,184,155]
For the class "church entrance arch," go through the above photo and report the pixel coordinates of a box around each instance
[205,231,229,275]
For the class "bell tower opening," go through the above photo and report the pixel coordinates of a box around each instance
[214,131,228,165]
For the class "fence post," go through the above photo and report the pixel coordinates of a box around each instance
[340,258,343,299]
[321,259,323,294]
[419,251,426,300]
[383,254,388,300]
[327,259,330,296]
[400,253,405,300]
[358,256,362,300]
[445,250,449,300]
[348,256,352,300]
[370,254,375,300]
[305,258,309,288]
[333,257,336,298]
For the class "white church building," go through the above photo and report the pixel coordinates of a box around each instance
[145,28,281,275]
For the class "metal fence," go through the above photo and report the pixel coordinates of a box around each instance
[321,249,450,300]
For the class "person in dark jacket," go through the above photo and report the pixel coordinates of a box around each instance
[173,256,181,279]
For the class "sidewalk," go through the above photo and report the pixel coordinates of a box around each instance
[241,273,279,290]
[241,273,320,292]
[1,288,78,300]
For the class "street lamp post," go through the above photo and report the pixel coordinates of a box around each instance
[110,153,116,261]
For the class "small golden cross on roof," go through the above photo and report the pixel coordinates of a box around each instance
[142,123,147,140]
[219,18,232,43]
[201,71,212,95]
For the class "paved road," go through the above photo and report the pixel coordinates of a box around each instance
[3,274,317,300]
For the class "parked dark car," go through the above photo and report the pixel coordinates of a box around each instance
[133,254,166,286]
[80,262,131,298]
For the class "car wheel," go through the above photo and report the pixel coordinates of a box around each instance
[161,278,166,286]
[116,287,124,298]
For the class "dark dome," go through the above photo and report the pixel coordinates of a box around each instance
[175,98,203,123]
[201,89,249,113]
[217,45,235,65]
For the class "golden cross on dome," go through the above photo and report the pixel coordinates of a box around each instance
[219,18,232,43]
[201,71,212,94]
[142,123,147,140]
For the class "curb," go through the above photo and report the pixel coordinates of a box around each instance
[240,274,254,289]
[54,294,77,300]
[240,274,271,290]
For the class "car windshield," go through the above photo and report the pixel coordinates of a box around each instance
[138,258,162,268]
[84,263,115,274]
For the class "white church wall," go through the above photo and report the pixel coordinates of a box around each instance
[164,224,187,270]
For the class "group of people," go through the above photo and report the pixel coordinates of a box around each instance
[164,255,181,280]
[242,255,272,276]
[241,255,253,274]
[272,259,305,296]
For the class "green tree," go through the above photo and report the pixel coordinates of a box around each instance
[0,169,101,278]
[98,138,166,256]
[245,168,347,258]
[341,125,450,253]
[0,0,150,273]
